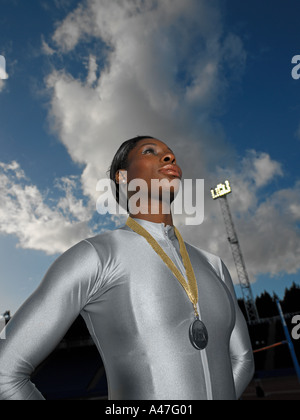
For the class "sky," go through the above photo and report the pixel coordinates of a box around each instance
[0,0,300,315]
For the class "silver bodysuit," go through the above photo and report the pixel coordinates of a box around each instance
[0,218,254,400]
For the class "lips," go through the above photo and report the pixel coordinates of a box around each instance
[158,164,182,179]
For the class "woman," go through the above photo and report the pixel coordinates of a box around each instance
[0,136,254,400]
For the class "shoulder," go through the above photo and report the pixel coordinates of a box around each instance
[83,224,132,252]
[75,224,136,271]
[45,239,102,283]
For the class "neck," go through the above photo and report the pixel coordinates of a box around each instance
[129,213,174,226]
[128,198,174,226]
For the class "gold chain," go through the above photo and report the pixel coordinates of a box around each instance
[126,217,199,318]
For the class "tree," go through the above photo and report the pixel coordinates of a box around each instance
[255,291,278,318]
[281,282,300,313]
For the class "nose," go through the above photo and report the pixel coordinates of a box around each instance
[162,151,176,165]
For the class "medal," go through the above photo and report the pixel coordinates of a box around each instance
[189,316,209,350]
[126,217,209,351]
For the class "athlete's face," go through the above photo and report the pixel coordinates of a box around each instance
[118,138,182,204]
[127,138,182,180]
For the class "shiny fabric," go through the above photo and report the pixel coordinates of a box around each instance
[0,218,254,400]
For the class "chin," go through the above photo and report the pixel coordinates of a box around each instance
[157,186,179,205]
[159,177,181,197]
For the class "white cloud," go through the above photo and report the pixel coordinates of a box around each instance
[52,1,95,52]
[6,0,296,285]
[86,55,98,87]
[249,150,283,188]
[41,36,56,56]
[45,0,246,200]
[0,162,94,255]
[190,152,300,284]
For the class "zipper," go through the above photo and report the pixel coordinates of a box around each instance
[163,228,213,400]
[196,301,213,400]
[162,229,188,283]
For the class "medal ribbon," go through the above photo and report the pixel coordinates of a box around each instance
[126,217,199,318]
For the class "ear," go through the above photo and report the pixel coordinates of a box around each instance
[115,170,128,185]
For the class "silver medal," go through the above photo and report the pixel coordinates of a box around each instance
[189,317,208,350]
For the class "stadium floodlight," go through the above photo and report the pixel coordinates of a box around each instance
[211,180,259,323]
[211,180,232,200]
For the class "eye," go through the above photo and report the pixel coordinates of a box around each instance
[142,147,156,155]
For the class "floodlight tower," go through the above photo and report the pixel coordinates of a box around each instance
[211,181,259,323]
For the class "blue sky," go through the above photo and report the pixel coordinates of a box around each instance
[0,0,300,315]
[221,0,300,175]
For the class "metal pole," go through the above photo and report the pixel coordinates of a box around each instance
[276,299,300,383]
[219,195,259,322]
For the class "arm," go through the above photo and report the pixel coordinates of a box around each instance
[0,240,101,400]
[220,261,255,399]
